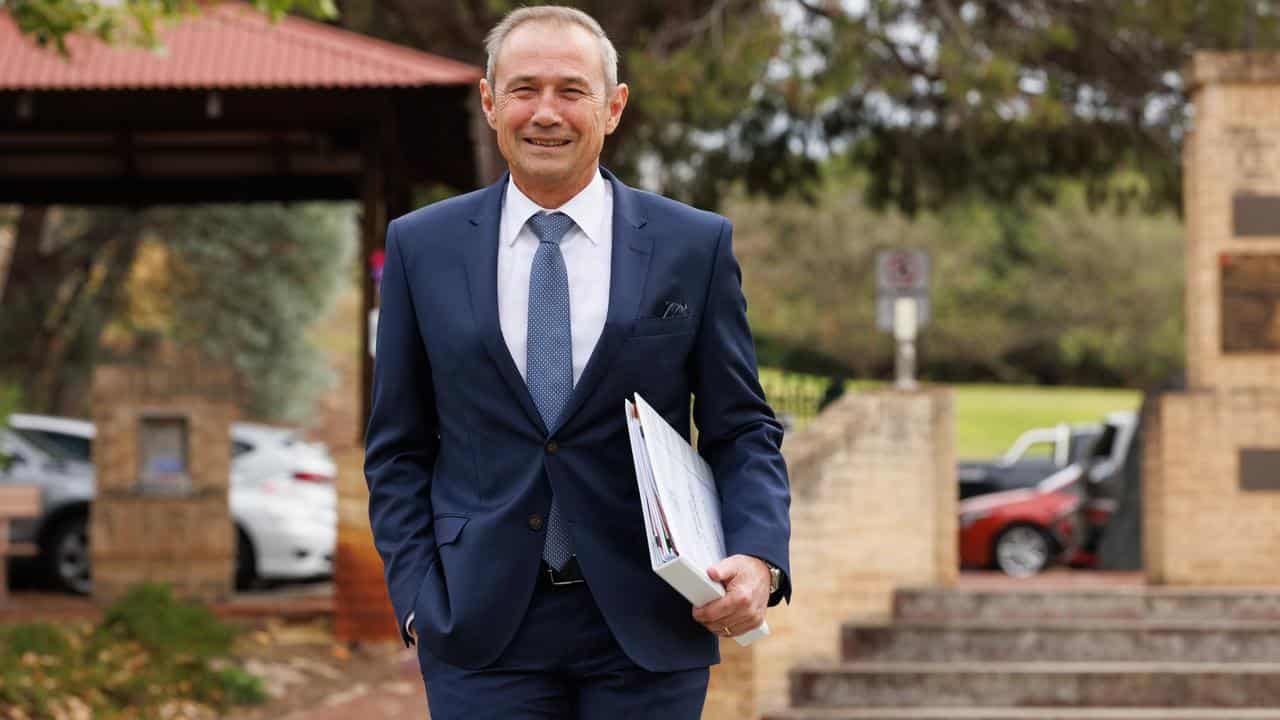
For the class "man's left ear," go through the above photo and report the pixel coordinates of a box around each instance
[606,83,629,135]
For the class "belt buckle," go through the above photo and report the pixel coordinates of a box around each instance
[547,565,584,586]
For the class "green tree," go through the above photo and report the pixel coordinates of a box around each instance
[11,1,1280,212]
[730,170,1184,387]
[3,0,335,53]
[131,203,356,421]
[0,203,353,421]
[333,0,789,209]
[0,206,144,412]
[791,0,1280,213]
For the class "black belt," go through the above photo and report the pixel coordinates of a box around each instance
[538,557,585,588]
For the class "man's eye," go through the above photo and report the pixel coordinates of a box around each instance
[511,87,536,96]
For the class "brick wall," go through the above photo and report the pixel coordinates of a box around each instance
[90,355,237,603]
[1183,53,1280,390]
[1143,53,1280,588]
[1145,390,1280,585]
[704,389,957,719]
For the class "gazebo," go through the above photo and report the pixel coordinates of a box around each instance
[0,1,486,429]
[0,2,487,640]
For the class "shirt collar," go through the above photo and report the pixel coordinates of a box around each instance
[503,169,607,247]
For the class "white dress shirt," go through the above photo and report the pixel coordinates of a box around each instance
[406,169,614,642]
[498,169,613,385]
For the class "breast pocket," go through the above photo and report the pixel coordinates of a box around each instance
[630,314,697,338]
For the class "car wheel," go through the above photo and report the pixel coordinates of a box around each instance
[235,527,257,591]
[993,524,1053,578]
[46,515,92,595]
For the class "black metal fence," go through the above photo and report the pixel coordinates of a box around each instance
[760,373,847,431]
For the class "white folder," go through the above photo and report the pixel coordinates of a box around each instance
[625,393,770,647]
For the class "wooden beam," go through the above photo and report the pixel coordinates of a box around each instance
[0,150,362,177]
[0,177,361,205]
[358,126,385,446]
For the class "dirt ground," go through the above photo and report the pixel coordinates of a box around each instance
[2,569,429,720]
[225,617,428,720]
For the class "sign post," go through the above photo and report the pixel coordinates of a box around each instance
[876,249,930,390]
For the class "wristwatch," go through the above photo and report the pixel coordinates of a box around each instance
[765,561,781,594]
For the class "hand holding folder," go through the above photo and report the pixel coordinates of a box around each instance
[625,394,770,647]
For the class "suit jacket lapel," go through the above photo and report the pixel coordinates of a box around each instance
[464,177,547,435]
[553,168,651,434]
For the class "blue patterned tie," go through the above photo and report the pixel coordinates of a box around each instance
[526,211,575,570]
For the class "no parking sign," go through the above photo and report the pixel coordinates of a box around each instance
[875,249,930,332]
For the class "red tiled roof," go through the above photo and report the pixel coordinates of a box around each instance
[0,3,481,91]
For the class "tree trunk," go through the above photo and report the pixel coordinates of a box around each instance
[1,205,49,307]
[27,211,143,414]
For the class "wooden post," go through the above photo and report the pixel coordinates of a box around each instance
[335,122,399,643]
[358,127,384,443]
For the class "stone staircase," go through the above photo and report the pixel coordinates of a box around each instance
[766,587,1280,720]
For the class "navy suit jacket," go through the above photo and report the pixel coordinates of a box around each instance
[365,168,791,672]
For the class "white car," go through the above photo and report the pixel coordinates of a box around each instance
[5,414,336,593]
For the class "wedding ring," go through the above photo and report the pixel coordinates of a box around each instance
[721,625,732,637]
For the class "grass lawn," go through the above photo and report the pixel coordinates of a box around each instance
[757,368,1140,461]
[952,384,1141,460]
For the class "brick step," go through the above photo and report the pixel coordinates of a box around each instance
[790,662,1280,708]
[766,709,1280,720]
[844,620,1280,662]
[894,588,1280,622]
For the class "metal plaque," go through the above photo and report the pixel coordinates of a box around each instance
[136,416,192,496]
[1240,448,1280,491]
[1233,194,1280,237]
[1222,253,1280,353]
[1228,127,1279,183]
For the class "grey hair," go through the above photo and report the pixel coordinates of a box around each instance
[485,6,619,89]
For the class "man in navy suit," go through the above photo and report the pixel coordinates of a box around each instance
[365,6,790,718]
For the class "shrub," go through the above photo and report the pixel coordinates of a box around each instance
[0,583,265,717]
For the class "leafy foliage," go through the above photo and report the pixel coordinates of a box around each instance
[732,170,1184,387]
[2,0,336,54]
[0,583,265,718]
[0,202,353,421]
[137,203,357,421]
[0,206,143,414]
[332,0,792,208]
[791,0,1280,212]
[97,583,235,658]
[330,0,1280,211]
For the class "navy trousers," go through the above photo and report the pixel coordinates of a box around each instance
[417,578,710,719]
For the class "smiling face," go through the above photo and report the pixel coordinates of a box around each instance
[479,20,628,208]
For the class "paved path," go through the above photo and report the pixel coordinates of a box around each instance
[282,649,430,720]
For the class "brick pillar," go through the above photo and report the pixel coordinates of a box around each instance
[1143,53,1280,587]
[90,352,237,603]
[703,389,957,719]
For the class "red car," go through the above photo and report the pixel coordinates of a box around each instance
[958,465,1089,577]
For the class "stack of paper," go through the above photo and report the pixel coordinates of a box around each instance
[625,393,769,647]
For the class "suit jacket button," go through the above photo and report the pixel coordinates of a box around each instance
[546,441,559,454]
[528,514,544,531]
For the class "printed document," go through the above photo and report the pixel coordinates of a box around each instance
[625,393,769,647]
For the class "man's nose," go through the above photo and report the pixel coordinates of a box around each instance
[530,89,562,126]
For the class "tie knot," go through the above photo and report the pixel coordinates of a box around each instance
[527,212,574,246]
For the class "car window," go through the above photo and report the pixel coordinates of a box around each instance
[38,431,92,462]
[1091,426,1117,459]
[8,428,72,462]
[1002,428,1057,464]
[1069,431,1100,463]
[1019,441,1055,462]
